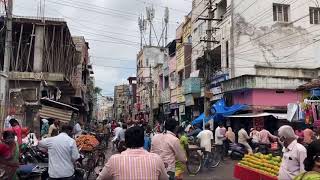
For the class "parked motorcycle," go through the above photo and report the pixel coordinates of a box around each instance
[229,143,248,160]
[20,144,48,164]
[17,163,48,180]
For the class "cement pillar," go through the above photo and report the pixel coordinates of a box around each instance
[33,26,44,72]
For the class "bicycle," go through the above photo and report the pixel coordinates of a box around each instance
[78,140,105,180]
[186,144,221,175]
[93,145,106,176]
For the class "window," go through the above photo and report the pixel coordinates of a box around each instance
[273,3,289,22]
[198,22,203,37]
[226,41,229,68]
[178,70,184,86]
[146,58,149,67]
[310,7,320,24]
[170,72,175,88]
[217,0,227,18]
[164,76,169,89]
[188,35,192,44]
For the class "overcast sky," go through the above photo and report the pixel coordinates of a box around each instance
[11,0,191,96]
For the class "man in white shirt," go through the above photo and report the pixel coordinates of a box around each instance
[3,114,14,129]
[278,125,307,180]
[73,121,83,137]
[197,123,214,168]
[198,123,214,152]
[112,123,122,150]
[215,122,225,160]
[39,125,80,179]
[238,125,252,153]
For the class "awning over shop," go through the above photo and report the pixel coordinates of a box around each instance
[39,105,73,123]
[226,112,287,119]
[40,98,79,111]
[192,99,248,125]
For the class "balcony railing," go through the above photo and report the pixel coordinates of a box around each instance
[160,88,170,103]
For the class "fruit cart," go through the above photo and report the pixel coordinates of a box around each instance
[234,164,277,180]
[234,153,281,180]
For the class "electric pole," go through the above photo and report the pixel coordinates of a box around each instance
[204,0,214,127]
[148,65,154,127]
[0,0,13,127]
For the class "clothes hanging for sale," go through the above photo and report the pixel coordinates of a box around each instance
[298,103,305,121]
[317,105,320,119]
[312,104,318,122]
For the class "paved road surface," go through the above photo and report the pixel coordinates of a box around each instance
[185,159,237,180]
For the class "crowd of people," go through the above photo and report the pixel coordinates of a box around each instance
[1,114,320,180]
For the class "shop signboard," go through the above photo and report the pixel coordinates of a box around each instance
[185,94,195,106]
[170,103,178,109]
[210,73,229,95]
[179,104,185,115]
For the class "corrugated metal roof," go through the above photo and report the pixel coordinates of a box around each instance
[39,105,73,123]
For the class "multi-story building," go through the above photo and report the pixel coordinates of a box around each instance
[71,36,91,124]
[97,96,113,121]
[113,84,130,122]
[136,46,166,122]
[175,14,193,122]
[161,40,176,120]
[0,16,88,132]
[127,76,137,120]
[191,0,320,128]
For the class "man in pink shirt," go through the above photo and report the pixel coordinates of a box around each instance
[97,126,168,180]
[151,118,187,180]
[259,128,278,144]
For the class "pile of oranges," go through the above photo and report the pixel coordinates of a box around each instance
[76,135,99,151]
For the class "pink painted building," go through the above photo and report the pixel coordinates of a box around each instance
[233,89,302,108]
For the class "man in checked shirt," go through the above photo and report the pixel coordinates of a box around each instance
[97,126,168,180]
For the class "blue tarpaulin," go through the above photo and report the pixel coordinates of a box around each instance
[191,113,214,125]
[191,99,248,125]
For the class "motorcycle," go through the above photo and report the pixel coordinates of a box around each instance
[17,163,48,180]
[229,143,248,160]
[20,144,48,164]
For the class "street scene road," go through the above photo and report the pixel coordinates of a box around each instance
[1,0,320,180]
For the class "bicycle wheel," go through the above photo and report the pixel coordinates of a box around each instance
[186,150,202,175]
[93,152,105,177]
[85,158,96,180]
[96,152,105,166]
[209,151,221,168]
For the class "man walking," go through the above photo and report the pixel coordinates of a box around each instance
[238,125,253,153]
[198,123,214,167]
[97,126,168,180]
[39,125,80,180]
[278,125,307,180]
[151,118,187,180]
[215,122,226,160]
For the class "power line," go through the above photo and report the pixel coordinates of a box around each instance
[85,38,139,47]
[91,56,135,62]
[46,0,181,26]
